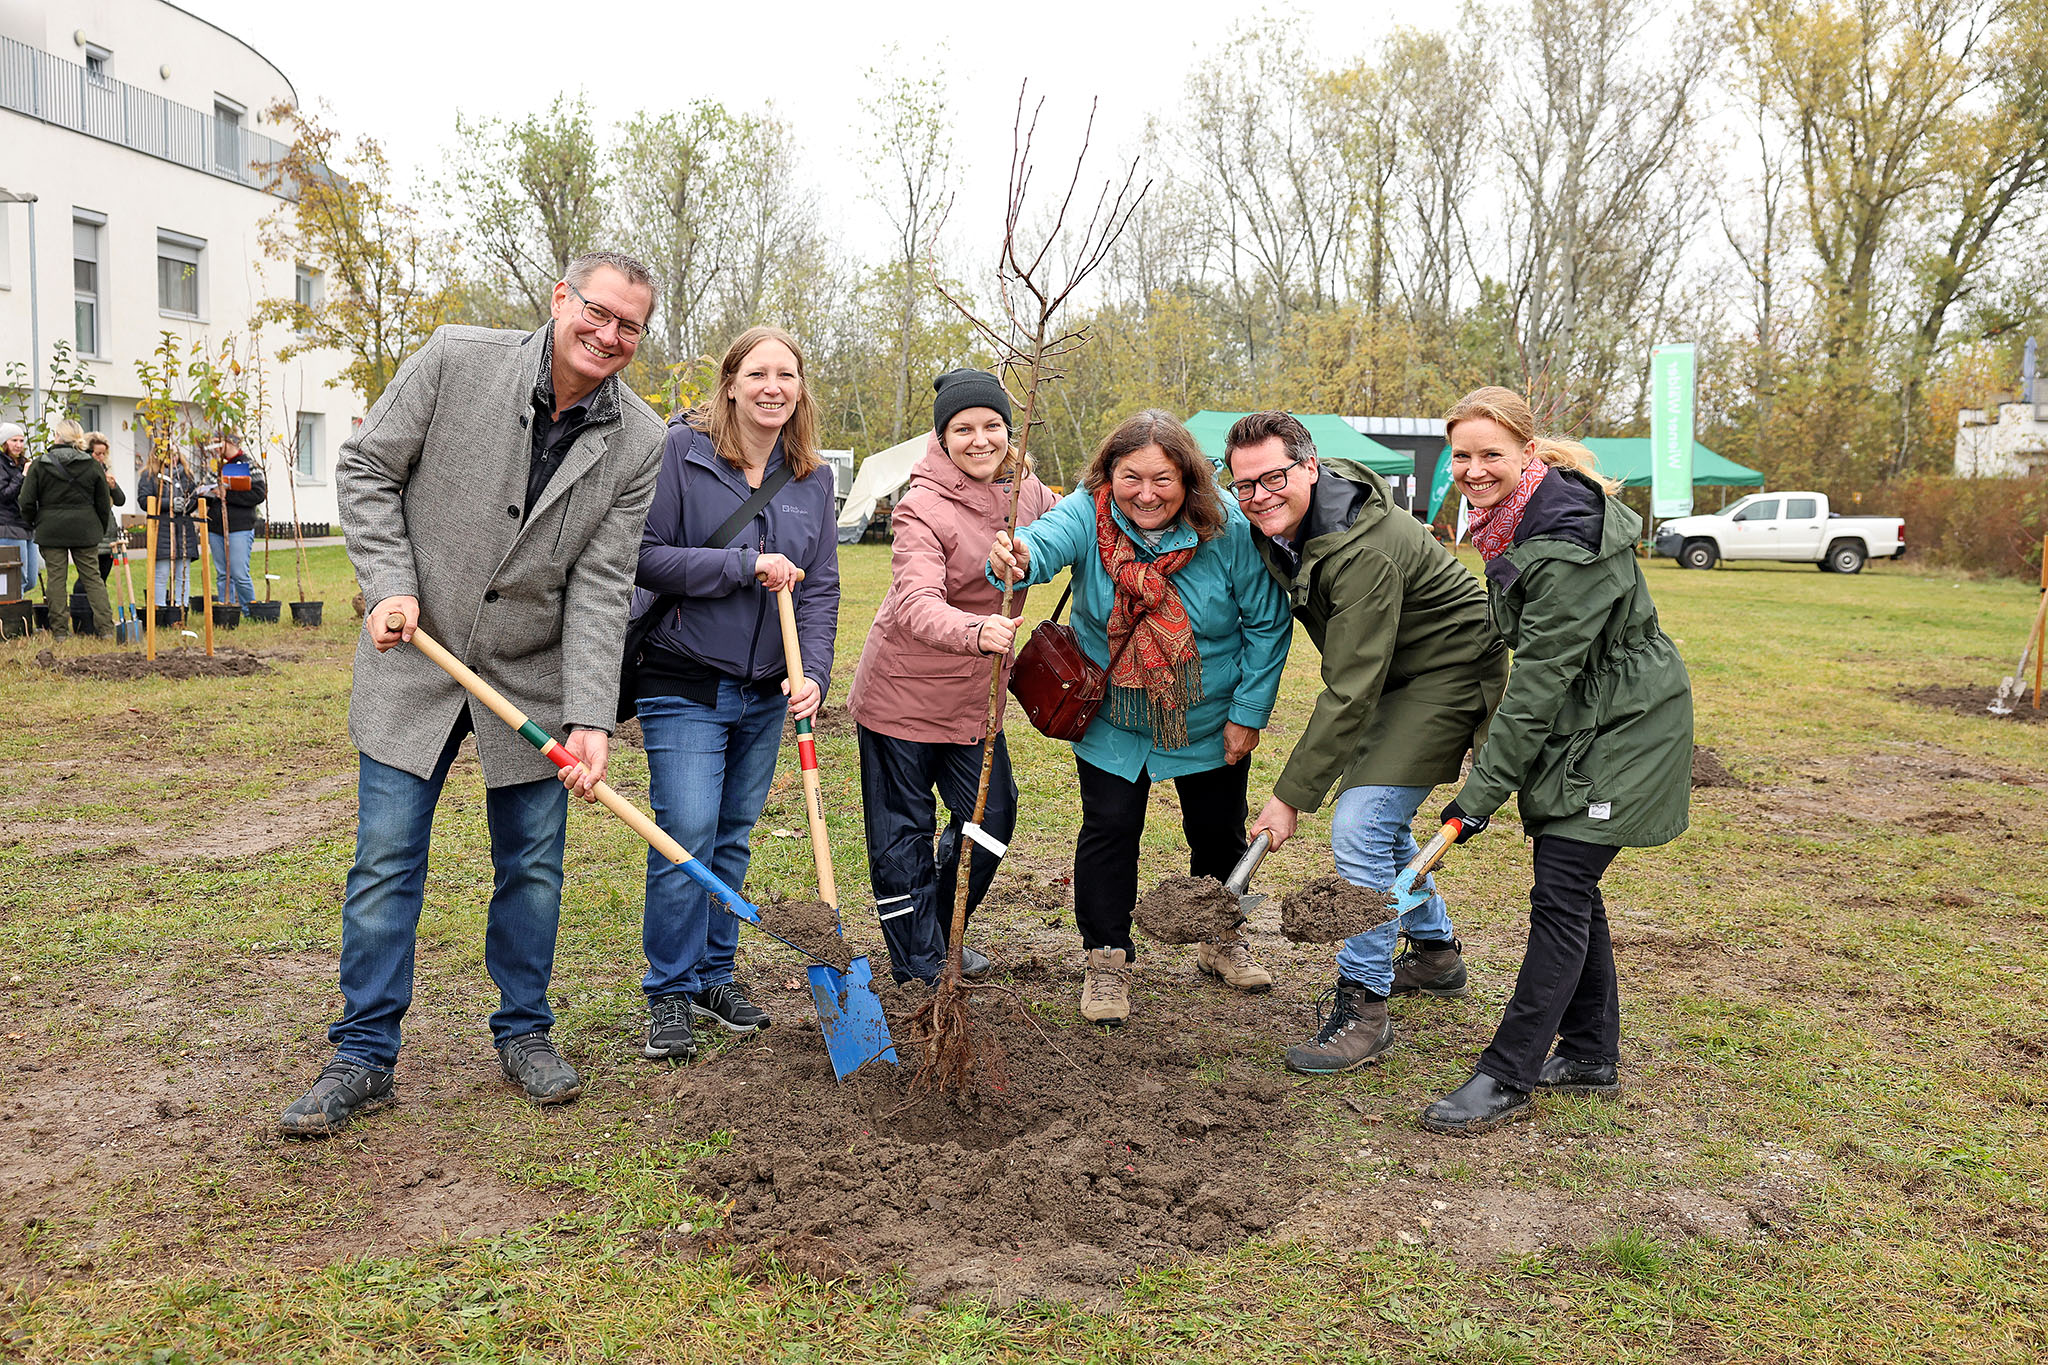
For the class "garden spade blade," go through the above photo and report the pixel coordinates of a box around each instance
[389,615,896,1080]
[1224,830,1272,923]
[1384,820,1465,920]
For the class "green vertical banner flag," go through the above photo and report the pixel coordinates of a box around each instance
[1426,447,1455,523]
[1650,344,1696,520]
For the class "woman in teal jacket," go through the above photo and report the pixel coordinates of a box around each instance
[990,409,1292,1025]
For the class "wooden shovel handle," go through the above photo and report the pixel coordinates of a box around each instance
[1407,821,1463,882]
[776,588,838,907]
[386,612,691,865]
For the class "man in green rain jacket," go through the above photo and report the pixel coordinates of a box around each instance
[1227,412,1509,1075]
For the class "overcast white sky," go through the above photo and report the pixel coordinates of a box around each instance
[184,0,1414,263]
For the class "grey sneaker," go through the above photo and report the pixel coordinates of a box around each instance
[688,982,770,1034]
[277,1059,396,1138]
[497,1032,583,1104]
[643,994,698,1062]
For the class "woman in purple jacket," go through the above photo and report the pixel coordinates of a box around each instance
[629,326,841,1063]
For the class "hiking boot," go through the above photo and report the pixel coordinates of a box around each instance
[277,1059,395,1138]
[1536,1053,1620,1096]
[1284,980,1394,1075]
[642,993,698,1063]
[1420,1071,1533,1136]
[1389,936,1469,999]
[1197,935,1273,993]
[1079,948,1131,1026]
[689,981,770,1034]
[498,1032,583,1105]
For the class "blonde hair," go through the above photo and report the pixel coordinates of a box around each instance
[51,418,86,448]
[689,326,821,480]
[1443,386,1620,495]
[143,448,193,479]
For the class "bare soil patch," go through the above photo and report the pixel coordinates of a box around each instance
[1281,875,1397,944]
[0,771,356,862]
[1132,875,1241,944]
[1691,745,1746,789]
[1750,742,2047,839]
[654,970,1301,1309]
[754,896,853,973]
[33,647,295,681]
[1899,683,2048,725]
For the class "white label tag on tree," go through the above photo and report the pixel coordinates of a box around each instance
[1588,802,1612,820]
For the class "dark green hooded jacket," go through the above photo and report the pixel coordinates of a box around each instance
[1453,467,1693,847]
[19,443,114,550]
[1253,459,1508,808]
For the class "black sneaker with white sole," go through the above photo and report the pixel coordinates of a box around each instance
[689,981,770,1033]
[277,1058,395,1138]
[643,993,699,1062]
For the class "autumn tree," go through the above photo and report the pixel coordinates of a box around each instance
[862,61,955,443]
[255,103,463,407]
[446,94,609,328]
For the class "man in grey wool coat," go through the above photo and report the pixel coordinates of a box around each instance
[280,251,666,1136]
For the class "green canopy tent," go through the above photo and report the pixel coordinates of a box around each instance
[1424,437,1763,520]
[1186,411,1412,480]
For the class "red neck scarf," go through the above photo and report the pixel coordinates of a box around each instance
[1092,487,1204,750]
[1467,461,1549,561]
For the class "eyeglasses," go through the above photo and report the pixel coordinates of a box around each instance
[565,282,647,344]
[1227,456,1305,502]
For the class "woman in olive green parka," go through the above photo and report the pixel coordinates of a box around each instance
[1421,386,1693,1137]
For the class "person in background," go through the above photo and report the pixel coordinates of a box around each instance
[199,435,268,609]
[136,446,199,608]
[630,325,840,1064]
[19,418,114,639]
[846,369,1058,986]
[988,409,1292,1027]
[86,432,128,586]
[0,423,38,598]
[1224,411,1508,1076]
[1419,385,1694,1136]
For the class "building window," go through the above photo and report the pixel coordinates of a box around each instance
[73,216,103,356]
[213,99,245,173]
[295,412,323,482]
[157,231,204,318]
[84,44,112,82]
[294,266,320,330]
[77,403,104,438]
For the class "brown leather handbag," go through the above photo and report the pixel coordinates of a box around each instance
[1007,583,1139,742]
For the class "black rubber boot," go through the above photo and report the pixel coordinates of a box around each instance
[1536,1053,1619,1096]
[1420,1071,1533,1136]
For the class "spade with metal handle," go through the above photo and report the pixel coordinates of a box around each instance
[1384,820,1465,918]
[385,613,897,1080]
[1224,830,1272,923]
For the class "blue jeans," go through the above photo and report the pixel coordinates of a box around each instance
[329,715,568,1070]
[1331,784,1456,995]
[638,681,787,997]
[209,529,256,607]
[152,558,189,606]
[1,538,38,595]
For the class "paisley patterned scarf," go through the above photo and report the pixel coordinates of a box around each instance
[1092,487,1204,750]
[1467,460,1549,561]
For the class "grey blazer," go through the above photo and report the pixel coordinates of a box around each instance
[339,324,665,787]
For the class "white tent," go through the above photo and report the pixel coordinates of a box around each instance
[835,435,927,542]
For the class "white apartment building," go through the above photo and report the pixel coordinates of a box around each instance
[0,0,359,528]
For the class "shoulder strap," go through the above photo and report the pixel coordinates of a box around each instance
[704,460,795,551]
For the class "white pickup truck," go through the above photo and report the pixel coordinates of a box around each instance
[1652,493,1905,574]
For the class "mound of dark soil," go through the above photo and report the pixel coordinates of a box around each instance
[35,648,273,681]
[1280,876,1396,943]
[754,896,852,973]
[1132,875,1241,944]
[1692,745,1747,789]
[654,972,1300,1307]
[1899,684,2048,725]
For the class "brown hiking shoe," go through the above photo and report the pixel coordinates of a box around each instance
[1197,935,1274,993]
[1284,980,1394,1075]
[1389,936,1469,999]
[1080,948,1131,1026]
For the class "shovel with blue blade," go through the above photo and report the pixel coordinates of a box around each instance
[387,613,897,1081]
[1383,819,1466,920]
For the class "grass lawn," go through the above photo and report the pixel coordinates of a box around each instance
[0,543,2044,1363]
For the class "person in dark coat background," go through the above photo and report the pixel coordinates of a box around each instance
[136,447,200,607]
[0,422,39,597]
[19,418,114,638]
[199,436,269,609]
